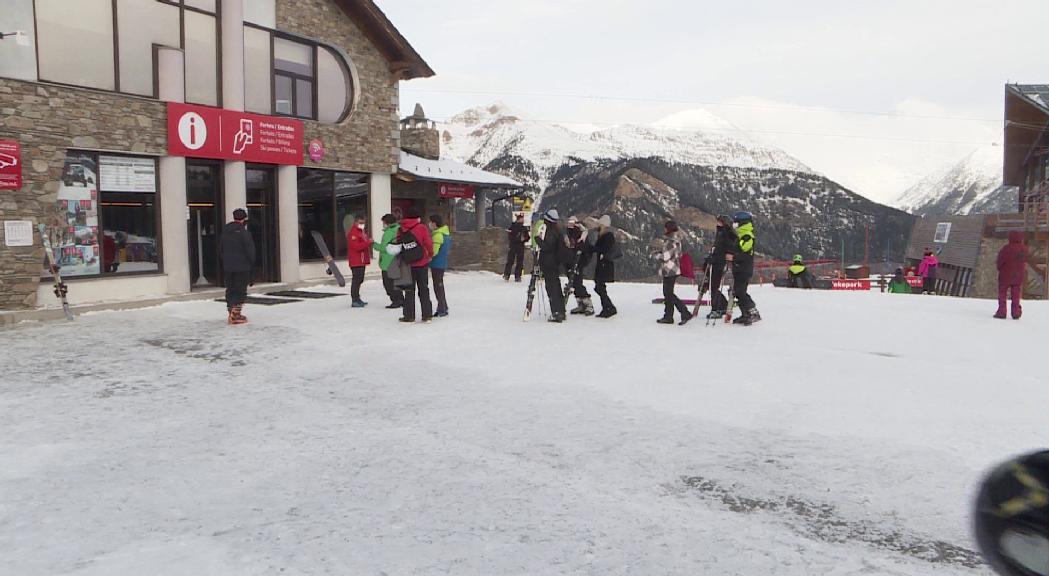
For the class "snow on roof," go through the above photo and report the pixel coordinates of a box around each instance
[399,151,522,188]
[1013,84,1049,112]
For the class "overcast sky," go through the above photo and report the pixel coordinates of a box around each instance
[376,0,1048,203]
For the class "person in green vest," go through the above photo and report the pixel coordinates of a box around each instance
[372,214,403,308]
[887,267,912,294]
[787,254,813,289]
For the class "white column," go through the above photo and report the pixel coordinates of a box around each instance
[224,162,247,221]
[220,0,246,221]
[277,165,300,283]
[369,173,392,240]
[157,47,190,295]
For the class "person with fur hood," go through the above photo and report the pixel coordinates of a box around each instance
[653,220,693,325]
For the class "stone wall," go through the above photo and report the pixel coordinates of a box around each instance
[0,80,167,309]
[449,227,532,275]
[277,0,400,175]
[400,127,440,160]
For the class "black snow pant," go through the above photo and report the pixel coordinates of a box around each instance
[595,280,614,312]
[382,270,404,306]
[542,266,566,316]
[504,244,525,280]
[564,263,590,299]
[662,275,689,320]
[431,268,448,313]
[350,266,365,301]
[923,276,936,294]
[732,262,755,314]
[708,263,727,311]
[224,271,251,310]
[402,266,433,321]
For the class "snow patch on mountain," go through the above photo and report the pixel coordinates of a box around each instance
[893,145,1007,216]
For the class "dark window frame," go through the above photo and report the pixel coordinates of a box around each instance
[271,33,318,120]
[297,168,370,262]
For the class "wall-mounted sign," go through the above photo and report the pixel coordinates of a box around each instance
[0,140,22,190]
[438,183,476,199]
[166,102,304,165]
[934,222,952,243]
[99,156,156,192]
[308,139,325,163]
[4,220,33,247]
[831,279,871,291]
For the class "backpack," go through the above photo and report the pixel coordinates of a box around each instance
[399,227,424,263]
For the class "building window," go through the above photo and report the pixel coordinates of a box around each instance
[244,26,272,114]
[317,46,352,123]
[243,0,276,28]
[274,37,314,119]
[43,151,160,279]
[185,9,219,106]
[0,0,37,82]
[117,0,181,96]
[35,0,116,90]
[297,169,369,261]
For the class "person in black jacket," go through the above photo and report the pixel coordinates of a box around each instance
[703,214,735,318]
[592,215,617,318]
[537,209,568,322]
[219,208,256,324]
[564,217,594,316]
[726,210,760,325]
[503,213,529,282]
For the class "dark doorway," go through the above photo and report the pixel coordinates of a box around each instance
[186,160,223,287]
[246,165,280,284]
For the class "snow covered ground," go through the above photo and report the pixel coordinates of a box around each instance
[2,272,1043,575]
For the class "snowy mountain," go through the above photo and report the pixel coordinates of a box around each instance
[894,145,1013,217]
[441,104,912,279]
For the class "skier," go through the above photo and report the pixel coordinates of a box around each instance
[887,267,911,294]
[429,214,451,317]
[536,209,568,322]
[726,211,760,325]
[503,213,529,282]
[218,208,255,325]
[592,215,618,318]
[373,214,403,309]
[703,214,735,319]
[995,231,1028,319]
[346,215,372,308]
[787,255,813,289]
[386,209,434,323]
[565,217,594,316]
[653,220,692,325]
[918,248,939,294]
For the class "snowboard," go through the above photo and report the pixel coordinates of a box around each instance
[39,224,74,321]
[310,231,346,287]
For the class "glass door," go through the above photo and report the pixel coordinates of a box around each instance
[186,160,223,287]
[246,165,280,284]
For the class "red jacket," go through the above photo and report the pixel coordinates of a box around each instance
[997,231,1028,286]
[399,218,433,268]
[347,225,372,267]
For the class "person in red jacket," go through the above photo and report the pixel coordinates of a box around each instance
[346,215,372,308]
[995,231,1028,319]
[388,208,434,323]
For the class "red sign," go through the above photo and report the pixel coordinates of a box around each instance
[832,279,871,291]
[308,139,325,163]
[0,140,22,190]
[906,276,924,288]
[438,183,475,199]
[166,102,303,165]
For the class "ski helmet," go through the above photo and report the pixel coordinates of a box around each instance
[733,211,753,223]
[974,451,1049,576]
[793,254,803,263]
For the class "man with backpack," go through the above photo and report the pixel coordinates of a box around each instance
[726,211,761,325]
[386,208,434,323]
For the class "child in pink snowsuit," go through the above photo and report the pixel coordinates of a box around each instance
[995,231,1028,319]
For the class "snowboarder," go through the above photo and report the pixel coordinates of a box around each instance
[373,214,403,309]
[537,209,568,322]
[592,215,618,318]
[386,209,434,323]
[726,211,760,325]
[218,208,255,325]
[887,267,911,294]
[703,215,735,319]
[504,213,529,282]
[654,220,692,325]
[918,248,939,294]
[995,231,1028,319]
[429,214,451,318]
[565,217,594,316]
[346,215,372,308]
[787,255,813,289]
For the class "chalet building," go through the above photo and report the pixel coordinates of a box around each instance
[0,0,434,312]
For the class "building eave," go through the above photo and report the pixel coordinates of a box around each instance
[332,0,435,81]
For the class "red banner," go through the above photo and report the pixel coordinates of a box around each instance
[438,183,475,199]
[905,276,924,288]
[0,140,22,190]
[166,103,303,165]
[832,279,871,291]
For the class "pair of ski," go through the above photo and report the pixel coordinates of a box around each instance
[691,261,735,326]
[523,246,544,321]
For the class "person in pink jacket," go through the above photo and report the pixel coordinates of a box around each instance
[918,249,939,295]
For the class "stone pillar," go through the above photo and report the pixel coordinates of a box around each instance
[157,47,190,295]
[369,173,392,241]
[220,0,245,221]
[475,188,486,231]
[277,165,300,284]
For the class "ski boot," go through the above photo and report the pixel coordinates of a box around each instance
[352,299,367,308]
[678,311,693,326]
[1013,306,1022,320]
[994,308,1007,319]
[571,298,595,316]
[548,312,565,323]
[229,307,248,325]
[596,307,617,319]
[657,316,674,324]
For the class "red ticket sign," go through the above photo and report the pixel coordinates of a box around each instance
[832,279,871,291]
[167,102,303,165]
[438,183,476,199]
[0,140,22,190]
[906,276,924,288]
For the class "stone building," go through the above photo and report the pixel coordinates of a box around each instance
[0,0,432,311]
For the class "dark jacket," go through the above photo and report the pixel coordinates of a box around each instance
[708,225,736,266]
[593,230,616,283]
[219,221,255,273]
[538,222,564,272]
[507,221,529,247]
[997,231,1028,286]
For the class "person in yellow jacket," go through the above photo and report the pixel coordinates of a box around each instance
[725,211,761,325]
[428,215,452,317]
[787,255,813,289]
